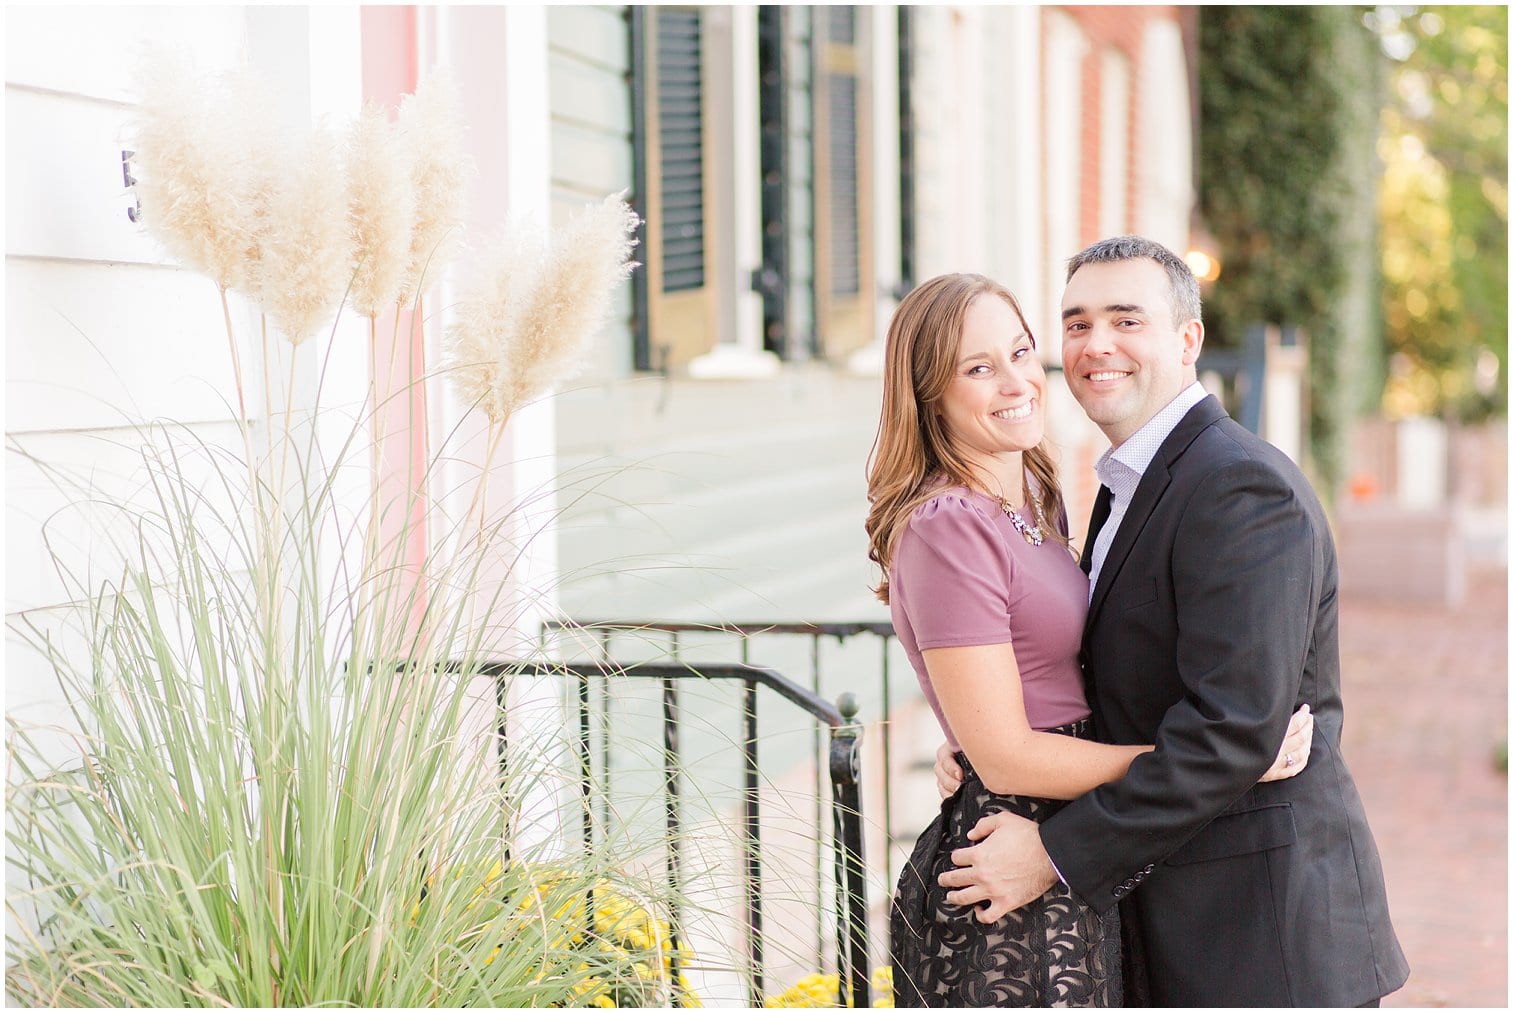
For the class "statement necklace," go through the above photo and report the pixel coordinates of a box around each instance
[996,493,1046,546]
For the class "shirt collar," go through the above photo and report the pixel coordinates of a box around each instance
[1095,381,1209,492]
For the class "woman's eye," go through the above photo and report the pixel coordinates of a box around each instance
[966,364,990,376]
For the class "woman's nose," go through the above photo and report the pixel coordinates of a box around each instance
[999,367,1029,394]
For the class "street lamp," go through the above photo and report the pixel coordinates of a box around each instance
[1185,219,1222,285]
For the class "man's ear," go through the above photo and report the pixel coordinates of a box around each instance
[1180,318,1205,366]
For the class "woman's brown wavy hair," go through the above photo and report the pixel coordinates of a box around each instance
[865,273,1070,604]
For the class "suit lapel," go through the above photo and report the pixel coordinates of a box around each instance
[1084,396,1229,633]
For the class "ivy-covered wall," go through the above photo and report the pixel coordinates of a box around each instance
[1198,7,1384,499]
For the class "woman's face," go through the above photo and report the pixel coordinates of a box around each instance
[934,294,1046,469]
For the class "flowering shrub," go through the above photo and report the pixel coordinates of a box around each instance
[765,966,894,1008]
[418,863,703,1008]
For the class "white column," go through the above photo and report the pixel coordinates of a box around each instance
[1397,416,1449,509]
[439,4,557,621]
[1042,10,1087,366]
[847,4,899,377]
[688,5,780,379]
[439,6,566,852]
[302,6,374,690]
[1134,18,1193,251]
[1098,49,1131,238]
[999,5,1044,327]
[1262,327,1307,464]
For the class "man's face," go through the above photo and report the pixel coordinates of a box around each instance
[1060,258,1203,447]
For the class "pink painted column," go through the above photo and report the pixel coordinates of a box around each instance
[360,6,431,638]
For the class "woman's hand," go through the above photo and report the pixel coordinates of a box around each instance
[934,703,1313,796]
[1259,704,1314,782]
[935,742,964,799]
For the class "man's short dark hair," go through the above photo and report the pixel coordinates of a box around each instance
[1066,235,1202,328]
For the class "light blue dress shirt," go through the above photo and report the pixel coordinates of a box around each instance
[1086,382,1211,601]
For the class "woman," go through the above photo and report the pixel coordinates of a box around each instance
[865,274,1312,1007]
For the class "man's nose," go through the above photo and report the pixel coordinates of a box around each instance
[1080,323,1117,355]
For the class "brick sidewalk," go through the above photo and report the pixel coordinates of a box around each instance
[1340,566,1508,1008]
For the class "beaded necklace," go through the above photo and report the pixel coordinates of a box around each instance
[996,493,1045,546]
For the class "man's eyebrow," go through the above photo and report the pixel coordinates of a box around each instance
[1061,303,1146,319]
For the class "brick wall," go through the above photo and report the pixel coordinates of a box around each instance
[1054,6,1185,244]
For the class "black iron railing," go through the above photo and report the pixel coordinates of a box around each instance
[472,650,876,1008]
[546,619,899,1002]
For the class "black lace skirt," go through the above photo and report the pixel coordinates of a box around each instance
[889,719,1124,1008]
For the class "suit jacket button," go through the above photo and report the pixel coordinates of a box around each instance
[1112,885,1128,899]
[1142,864,1155,874]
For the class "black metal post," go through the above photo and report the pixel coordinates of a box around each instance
[896,6,916,295]
[578,669,593,851]
[627,6,653,372]
[831,692,870,1008]
[742,677,764,1002]
[495,671,512,860]
[663,674,683,1002]
[811,632,825,969]
[596,630,613,840]
[1240,322,1268,434]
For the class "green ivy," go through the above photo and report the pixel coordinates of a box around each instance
[1199,7,1384,499]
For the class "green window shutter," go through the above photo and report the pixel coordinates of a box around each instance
[656,9,706,293]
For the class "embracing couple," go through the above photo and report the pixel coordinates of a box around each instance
[865,236,1408,1007]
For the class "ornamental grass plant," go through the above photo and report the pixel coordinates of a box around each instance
[5,50,667,1007]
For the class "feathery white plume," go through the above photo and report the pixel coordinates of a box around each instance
[448,195,640,424]
[130,52,281,294]
[346,103,415,318]
[395,69,472,306]
[257,125,354,345]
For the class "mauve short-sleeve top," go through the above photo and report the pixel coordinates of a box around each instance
[889,487,1092,749]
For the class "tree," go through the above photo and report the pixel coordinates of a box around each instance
[1373,5,1508,421]
[1198,7,1384,499]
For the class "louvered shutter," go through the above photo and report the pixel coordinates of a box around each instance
[656,9,705,293]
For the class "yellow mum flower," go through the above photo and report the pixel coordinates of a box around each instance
[763,967,896,1008]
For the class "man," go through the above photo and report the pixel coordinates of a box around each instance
[935,236,1408,1006]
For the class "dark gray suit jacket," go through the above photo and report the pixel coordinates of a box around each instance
[1040,396,1409,1006]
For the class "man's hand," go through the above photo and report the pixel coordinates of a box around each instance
[937,810,1057,922]
[934,742,964,799]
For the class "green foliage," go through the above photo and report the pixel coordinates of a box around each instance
[1376,5,1508,420]
[5,410,679,1006]
[1199,7,1385,496]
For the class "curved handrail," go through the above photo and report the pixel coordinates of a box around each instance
[545,618,895,639]
[457,658,852,730]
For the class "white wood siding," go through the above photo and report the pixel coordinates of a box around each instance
[6,7,366,714]
[547,5,635,381]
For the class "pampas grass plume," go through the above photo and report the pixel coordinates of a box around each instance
[448,195,640,424]
[347,103,415,317]
[131,53,280,293]
[257,125,353,344]
[508,194,640,406]
[445,220,544,424]
[396,69,472,306]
